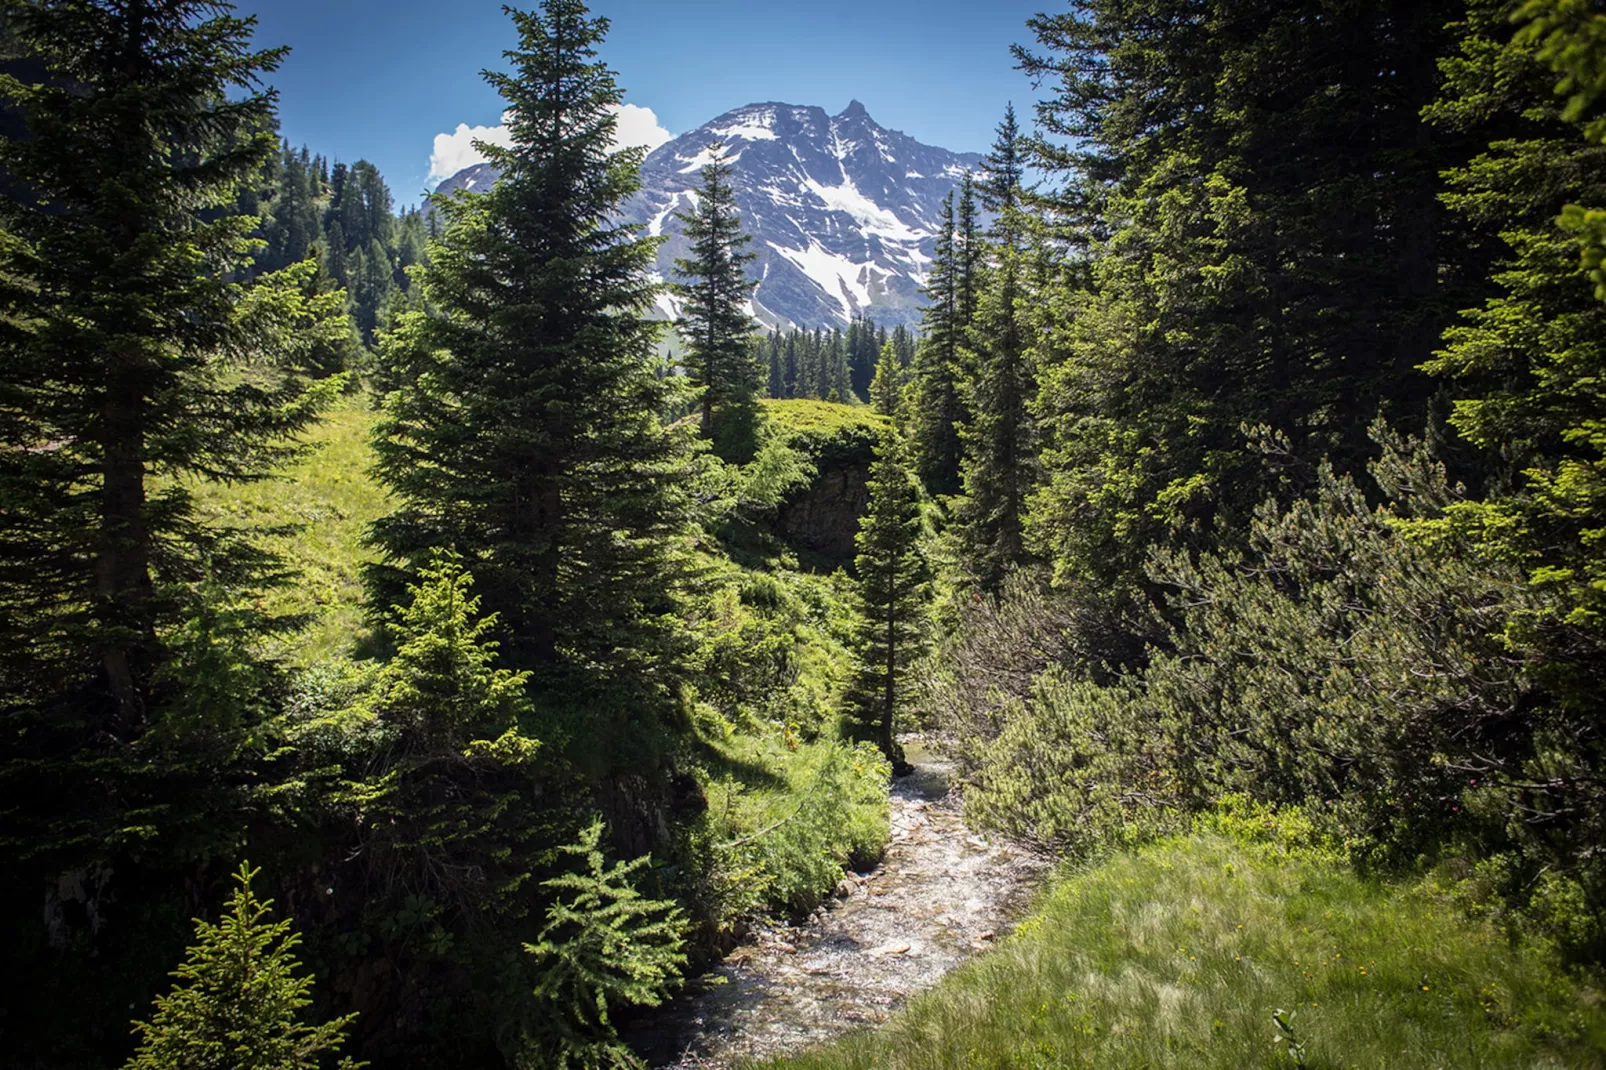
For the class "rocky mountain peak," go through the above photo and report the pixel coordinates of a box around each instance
[433,101,982,329]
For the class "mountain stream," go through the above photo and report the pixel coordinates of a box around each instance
[628,740,1047,1067]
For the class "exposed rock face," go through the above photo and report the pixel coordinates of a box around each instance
[775,460,871,563]
[431,101,982,330]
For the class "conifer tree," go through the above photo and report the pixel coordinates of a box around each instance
[847,391,928,773]
[0,1,341,726]
[870,340,902,417]
[672,146,761,462]
[524,819,687,1066]
[955,106,1036,590]
[955,171,982,328]
[358,555,545,916]
[1425,0,1606,718]
[124,864,360,1070]
[371,0,691,684]
[910,192,965,494]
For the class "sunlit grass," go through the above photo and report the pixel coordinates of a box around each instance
[763,833,1606,1069]
[187,394,387,664]
[761,398,886,445]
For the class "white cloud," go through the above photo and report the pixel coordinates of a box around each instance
[426,103,673,186]
[611,103,673,156]
[427,115,514,184]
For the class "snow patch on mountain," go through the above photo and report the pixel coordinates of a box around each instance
[433,100,982,328]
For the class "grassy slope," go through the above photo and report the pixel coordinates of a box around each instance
[188,393,388,663]
[760,398,887,466]
[766,832,1606,1069]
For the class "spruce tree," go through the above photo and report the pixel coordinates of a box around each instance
[910,192,964,494]
[370,0,691,692]
[870,340,902,416]
[124,864,360,1070]
[847,388,928,773]
[524,819,687,1066]
[671,146,761,462]
[1425,0,1606,723]
[0,1,341,727]
[955,106,1036,590]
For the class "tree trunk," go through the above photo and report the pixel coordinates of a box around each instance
[97,370,153,729]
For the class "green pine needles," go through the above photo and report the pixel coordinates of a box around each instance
[954,107,1036,591]
[125,864,360,1070]
[371,0,693,683]
[847,381,929,773]
[672,146,762,463]
[524,819,687,1068]
[0,0,345,725]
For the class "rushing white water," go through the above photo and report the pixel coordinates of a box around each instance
[629,741,1047,1067]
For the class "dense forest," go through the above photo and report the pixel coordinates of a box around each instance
[0,0,1604,1067]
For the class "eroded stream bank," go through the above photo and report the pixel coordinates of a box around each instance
[629,741,1047,1067]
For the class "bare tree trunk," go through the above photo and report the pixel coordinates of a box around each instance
[97,371,153,728]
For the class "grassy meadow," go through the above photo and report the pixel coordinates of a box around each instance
[763,825,1606,1069]
[187,393,388,663]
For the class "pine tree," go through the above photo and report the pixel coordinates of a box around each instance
[0,1,341,728]
[672,146,762,462]
[357,555,544,915]
[955,171,982,328]
[124,864,360,1070]
[847,390,928,773]
[1425,0,1606,716]
[524,819,687,1066]
[370,0,691,691]
[955,106,1036,590]
[910,192,965,494]
[765,330,785,398]
[1021,0,1466,606]
[870,340,902,416]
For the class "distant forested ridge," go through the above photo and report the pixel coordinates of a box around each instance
[240,143,430,346]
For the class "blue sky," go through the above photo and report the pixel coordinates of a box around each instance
[249,0,1046,207]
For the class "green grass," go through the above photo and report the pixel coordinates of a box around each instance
[763,833,1606,1069]
[761,397,885,436]
[188,394,388,663]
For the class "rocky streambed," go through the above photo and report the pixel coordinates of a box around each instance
[628,741,1047,1067]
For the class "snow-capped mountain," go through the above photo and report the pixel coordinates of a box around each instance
[432,101,982,329]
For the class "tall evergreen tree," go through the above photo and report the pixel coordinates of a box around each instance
[869,340,902,416]
[672,146,762,462]
[910,192,965,494]
[955,106,1037,589]
[847,379,927,774]
[1021,0,1468,607]
[371,1,691,695]
[1423,0,1606,748]
[0,0,341,730]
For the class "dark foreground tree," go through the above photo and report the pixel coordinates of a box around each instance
[0,0,342,723]
[672,146,761,462]
[371,0,693,689]
[0,0,346,882]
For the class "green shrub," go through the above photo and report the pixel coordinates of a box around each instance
[958,429,1606,955]
[523,820,687,1069]
[125,863,360,1070]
